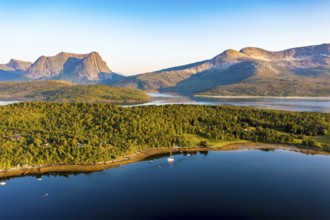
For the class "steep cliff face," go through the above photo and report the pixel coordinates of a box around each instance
[49,52,116,83]
[24,52,112,81]
[70,52,112,81]
[25,52,86,79]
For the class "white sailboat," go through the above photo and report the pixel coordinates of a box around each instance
[167,150,174,163]
[0,181,6,186]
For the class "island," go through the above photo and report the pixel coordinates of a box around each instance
[0,103,329,177]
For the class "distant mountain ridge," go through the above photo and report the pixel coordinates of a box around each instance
[0,59,32,71]
[1,43,330,96]
[0,52,123,84]
[111,43,330,96]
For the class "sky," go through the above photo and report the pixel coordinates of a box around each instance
[0,0,329,75]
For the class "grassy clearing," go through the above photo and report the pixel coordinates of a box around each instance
[308,135,330,145]
[183,134,250,147]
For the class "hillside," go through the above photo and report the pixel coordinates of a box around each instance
[0,81,73,99]
[111,43,330,96]
[197,78,330,97]
[0,81,150,104]
[28,85,151,104]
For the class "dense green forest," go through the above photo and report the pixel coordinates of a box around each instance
[0,103,329,170]
[0,81,150,104]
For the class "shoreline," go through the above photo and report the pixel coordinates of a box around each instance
[1,143,330,179]
[195,95,330,100]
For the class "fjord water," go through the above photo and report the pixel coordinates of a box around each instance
[1,149,330,220]
[0,101,19,105]
[137,93,330,112]
[2,93,330,112]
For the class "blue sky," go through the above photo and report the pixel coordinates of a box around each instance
[0,0,329,75]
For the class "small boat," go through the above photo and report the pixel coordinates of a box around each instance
[167,150,174,163]
[0,181,6,186]
[37,178,42,181]
[187,153,191,156]
[41,193,49,198]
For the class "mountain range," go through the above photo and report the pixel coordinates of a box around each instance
[1,43,330,96]
[112,43,330,96]
[0,52,123,84]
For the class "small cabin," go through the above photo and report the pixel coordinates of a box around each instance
[12,134,22,141]
[78,143,86,148]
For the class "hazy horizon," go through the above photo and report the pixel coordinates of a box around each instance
[1,0,329,75]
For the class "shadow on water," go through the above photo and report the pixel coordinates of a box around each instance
[0,170,101,182]
[258,148,276,152]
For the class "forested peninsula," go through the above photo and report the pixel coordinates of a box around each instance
[0,103,329,174]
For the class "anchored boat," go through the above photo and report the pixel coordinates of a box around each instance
[167,150,174,163]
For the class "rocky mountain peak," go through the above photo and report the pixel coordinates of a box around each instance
[68,52,112,81]
[7,59,31,71]
[240,47,273,57]
[25,52,113,81]
[84,52,111,71]
[0,59,31,72]
[211,49,247,66]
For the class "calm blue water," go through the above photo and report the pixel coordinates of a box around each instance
[1,149,330,220]
[2,94,330,112]
[135,93,330,112]
[0,101,20,105]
